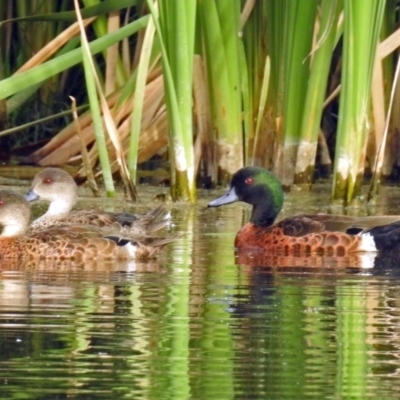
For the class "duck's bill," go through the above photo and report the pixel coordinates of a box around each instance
[208,187,239,207]
[25,189,39,202]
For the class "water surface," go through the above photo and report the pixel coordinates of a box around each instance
[1,184,400,399]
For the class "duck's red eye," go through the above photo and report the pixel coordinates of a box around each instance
[43,178,53,185]
[0,200,4,207]
[245,177,254,185]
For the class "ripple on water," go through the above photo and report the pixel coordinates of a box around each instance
[0,187,399,398]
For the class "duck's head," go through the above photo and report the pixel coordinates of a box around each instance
[208,166,284,226]
[0,190,31,237]
[25,168,78,214]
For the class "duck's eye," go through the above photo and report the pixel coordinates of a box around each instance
[43,178,53,185]
[245,177,254,185]
[0,200,4,207]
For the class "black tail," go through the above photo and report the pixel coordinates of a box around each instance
[364,221,400,251]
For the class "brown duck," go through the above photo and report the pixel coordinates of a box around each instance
[25,168,169,234]
[208,166,400,256]
[0,190,175,261]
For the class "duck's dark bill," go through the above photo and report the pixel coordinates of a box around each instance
[208,187,239,207]
[25,189,39,202]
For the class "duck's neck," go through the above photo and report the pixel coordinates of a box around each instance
[247,178,284,227]
[250,204,278,227]
[45,199,74,219]
[1,223,27,237]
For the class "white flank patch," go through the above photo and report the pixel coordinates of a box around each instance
[125,242,138,258]
[358,253,378,269]
[358,232,378,252]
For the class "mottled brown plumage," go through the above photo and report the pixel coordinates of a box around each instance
[25,168,169,234]
[235,218,363,256]
[0,190,176,261]
[236,251,372,270]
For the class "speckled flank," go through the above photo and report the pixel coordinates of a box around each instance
[235,223,364,256]
[0,225,174,261]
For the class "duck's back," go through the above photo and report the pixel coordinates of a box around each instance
[31,206,169,235]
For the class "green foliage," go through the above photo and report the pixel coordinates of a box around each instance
[198,0,243,181]
[0,1,399,204]
[333,0,386,203]
[149,0,197,202]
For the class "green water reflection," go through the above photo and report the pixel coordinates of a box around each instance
[0,185,400,399]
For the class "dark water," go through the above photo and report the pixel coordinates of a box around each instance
[1,184,400,399]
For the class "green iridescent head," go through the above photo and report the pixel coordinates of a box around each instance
[208,166,284,226]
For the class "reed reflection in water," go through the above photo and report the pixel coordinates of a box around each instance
[0,186,400,398]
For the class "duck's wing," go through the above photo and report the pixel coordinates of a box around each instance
[345,215,400,230]
[31,223,177,244]
[22,223,178,260]
[277,214,400,237]
[68,206,170,234]
[114,205,171,233]
[67,210,123,228]
[277,215,328,237]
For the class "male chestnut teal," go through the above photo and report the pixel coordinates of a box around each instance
[0,190,175,261]
[208,166,400,256]
[25,168,169,234]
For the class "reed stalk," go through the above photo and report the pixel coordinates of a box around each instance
[332,0,385,203]
[273,0,318,187]
[294,0,342,185]
[127,12,156,183]
[148,0,197,202]
[368,2,398,200]
[70,96,99,196]
[81,0,127,88]
[240,1,268,166]
[0,16,149,101]
[198,0,243,183]
[2,1,400,205]
[74,0,115,196]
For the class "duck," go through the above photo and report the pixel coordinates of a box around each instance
[208,166,400,256]
[25,167,169,234]
[0,190,176,261]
